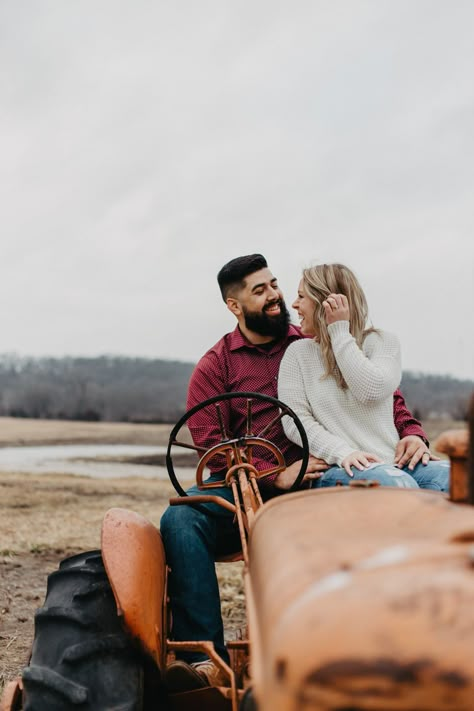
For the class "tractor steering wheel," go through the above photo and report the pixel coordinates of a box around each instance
[166,391,309,497]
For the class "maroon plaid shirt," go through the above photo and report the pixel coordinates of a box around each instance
[187,325,427,496]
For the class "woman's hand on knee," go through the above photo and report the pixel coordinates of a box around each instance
[341,451,382,477]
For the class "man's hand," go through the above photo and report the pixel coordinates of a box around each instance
[274,455,329,491]
[394,435,440,471]
[341,451,382,477]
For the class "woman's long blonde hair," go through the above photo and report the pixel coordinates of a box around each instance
[302,263,377,389]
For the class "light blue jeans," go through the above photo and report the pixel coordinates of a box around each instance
[313,460,450,491]
[160,460,449,664]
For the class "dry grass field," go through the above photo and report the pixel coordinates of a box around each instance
[0,415,465,695]
[0,416,173,447]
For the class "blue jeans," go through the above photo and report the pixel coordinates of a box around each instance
[160,480,239,664]
[160,460,449,664]
[406,460,450,490]
[314,460,449,491]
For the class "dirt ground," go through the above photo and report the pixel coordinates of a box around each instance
[0,415,463,695]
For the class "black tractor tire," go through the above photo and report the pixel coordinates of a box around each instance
[239,687,258,711]
[22,549,150,710]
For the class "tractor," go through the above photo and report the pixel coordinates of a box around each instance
[1,391,473,711]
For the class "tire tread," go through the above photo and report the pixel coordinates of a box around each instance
[22,551,145,711]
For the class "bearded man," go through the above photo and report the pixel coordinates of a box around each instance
[161,253,432,691]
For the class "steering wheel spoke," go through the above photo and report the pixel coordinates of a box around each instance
[255,410,285,440]
[254,463,286,478]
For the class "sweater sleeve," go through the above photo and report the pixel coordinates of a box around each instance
[278,345,355,465]
[328,322,401,403]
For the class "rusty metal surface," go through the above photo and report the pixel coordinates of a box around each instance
[195,437,286,488]
[101,507,167,669]
[435,428,469,503]
[0,679,22,711]
[228,635,251,690]
[435,394,473,504]
[247,487,474,710]
[435,429,468,460]
[447,456,470,502]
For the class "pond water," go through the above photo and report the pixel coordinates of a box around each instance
[0,443,196,481]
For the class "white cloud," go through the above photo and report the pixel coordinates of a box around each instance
[0,1,473,379]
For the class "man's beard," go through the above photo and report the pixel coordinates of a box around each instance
[243,300,290,340]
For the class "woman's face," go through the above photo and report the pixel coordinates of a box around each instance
[292,279,317,337]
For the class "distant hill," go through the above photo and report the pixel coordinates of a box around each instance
[400,371,473,421]
[0,354,471,423]
[0,355,194,423]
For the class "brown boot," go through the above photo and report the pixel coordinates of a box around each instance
[165,659,228,692]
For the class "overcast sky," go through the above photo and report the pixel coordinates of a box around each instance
[1,1,473,380]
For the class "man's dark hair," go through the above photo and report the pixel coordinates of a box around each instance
[217,254,268,301]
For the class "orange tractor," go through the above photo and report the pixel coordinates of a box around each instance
[1,391,473,711]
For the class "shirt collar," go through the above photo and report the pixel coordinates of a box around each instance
[228,324,302,352]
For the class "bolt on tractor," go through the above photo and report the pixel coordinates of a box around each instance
[1,391,473,711]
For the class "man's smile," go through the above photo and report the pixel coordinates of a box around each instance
[264,301,282,315]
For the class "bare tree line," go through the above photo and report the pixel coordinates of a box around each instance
[400,371,473,421]
[0,354,471,423]
[0,354,194,422]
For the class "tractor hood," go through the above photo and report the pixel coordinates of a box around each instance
[247,486,474,711]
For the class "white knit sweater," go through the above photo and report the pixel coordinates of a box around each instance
[278,321,402,466]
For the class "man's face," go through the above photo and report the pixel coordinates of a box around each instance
[235,268,290,339]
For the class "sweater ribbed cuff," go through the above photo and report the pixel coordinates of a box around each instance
[327,320,350,340]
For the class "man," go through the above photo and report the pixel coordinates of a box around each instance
[161,253,438,690]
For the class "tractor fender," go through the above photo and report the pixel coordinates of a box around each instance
[248,487,474,710]
[101,507,167,671]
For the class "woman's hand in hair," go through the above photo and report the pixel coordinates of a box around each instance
[341,450,382,477]
[322,293,350,324]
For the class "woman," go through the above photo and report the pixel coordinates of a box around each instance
[278,263,449,490]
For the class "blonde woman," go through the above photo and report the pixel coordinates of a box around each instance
[278,263,449,490]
